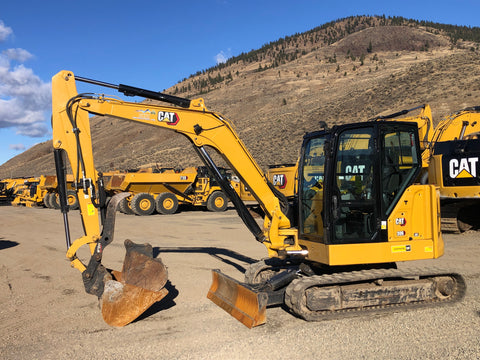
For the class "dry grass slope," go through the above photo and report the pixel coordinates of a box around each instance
[1,16,480,178]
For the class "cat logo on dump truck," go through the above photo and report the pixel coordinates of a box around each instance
[158,111,179,125]
[449,157,478,178]
[272,174,287,189]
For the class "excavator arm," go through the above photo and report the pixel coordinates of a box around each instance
[51,70,301,327]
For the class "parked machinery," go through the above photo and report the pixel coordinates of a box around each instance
[105,166,229,215]
[372,105,480,231]
[51,71,465,328]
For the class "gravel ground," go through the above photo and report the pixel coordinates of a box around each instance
[0,205,479,359]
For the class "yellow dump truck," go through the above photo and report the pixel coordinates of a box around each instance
[105,166,229,215]
[0,178,20,203]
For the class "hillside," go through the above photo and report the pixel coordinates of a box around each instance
[1,15,480,178]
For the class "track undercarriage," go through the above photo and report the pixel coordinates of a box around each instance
[236,259,467,324]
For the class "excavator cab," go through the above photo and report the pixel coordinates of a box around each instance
[300,122,421,245]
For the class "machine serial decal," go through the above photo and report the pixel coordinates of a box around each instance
[158,111,180,125]
[391,245,411,253]
[449,157,478,178]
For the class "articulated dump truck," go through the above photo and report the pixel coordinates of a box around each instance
[103,166,230,215]
[51,71,466,328]
[11,175,80,210]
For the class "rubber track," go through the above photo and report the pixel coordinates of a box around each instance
[284,267,467,321]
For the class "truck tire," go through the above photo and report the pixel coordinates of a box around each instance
[43,193,53,208]
[206,191,228,212]
[155,192,178,215]
[66,190,79,210]
[131,193,156,216]
[119,197,134,215]
[51,193,61,210]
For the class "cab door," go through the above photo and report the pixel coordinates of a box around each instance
[326,125,379,244]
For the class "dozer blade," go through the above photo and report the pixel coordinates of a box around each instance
[207,269,268,328]
[101,239,169,327]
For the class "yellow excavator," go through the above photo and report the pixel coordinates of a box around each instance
[51,70,466,328]
[372,104,480,231]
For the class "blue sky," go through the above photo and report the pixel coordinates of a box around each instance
[1,0,479,167]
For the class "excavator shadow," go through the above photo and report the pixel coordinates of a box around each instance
[130,247,257,323]
[132,280,179,323]
[0,238,19,250]
[153,246,259,273]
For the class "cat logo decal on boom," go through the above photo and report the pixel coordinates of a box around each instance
[158,111,179,125]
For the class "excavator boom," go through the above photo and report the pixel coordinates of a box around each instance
[52,70,297,326]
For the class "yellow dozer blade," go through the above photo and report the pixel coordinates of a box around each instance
[101,239,169,327]
[207,269,268,328]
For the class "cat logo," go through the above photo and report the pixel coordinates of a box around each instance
[158,111,179,125]
[449,157,478,179]
[272,174,287,189]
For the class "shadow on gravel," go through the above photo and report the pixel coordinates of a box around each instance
[133,281,179,323]
[0,239,19,250]
[153,246,258,273]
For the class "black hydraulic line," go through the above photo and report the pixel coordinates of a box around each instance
[194,146,266,243]
[75,75,191,108]
[54,149,71,249]
[370,104,426,121]
[461,106,480,112]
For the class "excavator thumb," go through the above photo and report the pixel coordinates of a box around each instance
[101,239,169,327]
[207,269,268,328]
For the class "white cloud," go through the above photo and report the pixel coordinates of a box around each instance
[215,49,232,65]
[215,51,228,64]
[0,20,51,139]
[3,48,33,62]
[9,143,26,151]
[0,21,13,42]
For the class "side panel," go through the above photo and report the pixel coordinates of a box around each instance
[299,185,443,265]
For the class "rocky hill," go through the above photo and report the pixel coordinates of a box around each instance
[2,15,480,178]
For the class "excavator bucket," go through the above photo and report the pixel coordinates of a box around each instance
[101,239,169,327]
[207,269,268,328]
